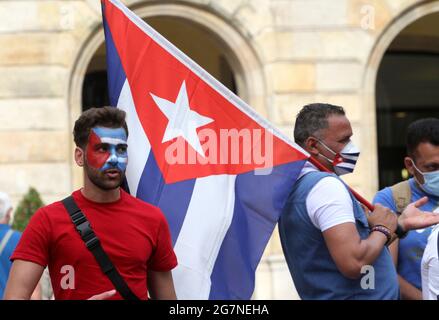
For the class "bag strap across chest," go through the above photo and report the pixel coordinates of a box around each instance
[62,196,140,300]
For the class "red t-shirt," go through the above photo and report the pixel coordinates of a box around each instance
[11,189,177,300]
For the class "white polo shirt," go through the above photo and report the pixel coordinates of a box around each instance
[299,162,355,232]
[421,222,439,300]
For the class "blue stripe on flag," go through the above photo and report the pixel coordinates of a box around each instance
[209,160,306,299]
[136,153,196,245]
[102,4,126,106]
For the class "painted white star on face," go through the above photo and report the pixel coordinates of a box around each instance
[150,81,214,157]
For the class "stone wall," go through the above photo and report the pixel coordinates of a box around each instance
[0,0,101,206]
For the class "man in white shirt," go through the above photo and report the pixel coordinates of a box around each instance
[422,221,439,300]
[279,103,439,299]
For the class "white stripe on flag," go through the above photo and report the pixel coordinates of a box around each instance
[117,80,151,197]
[172,174,237,299]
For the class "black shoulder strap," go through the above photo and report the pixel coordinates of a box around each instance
[62,196,140,300]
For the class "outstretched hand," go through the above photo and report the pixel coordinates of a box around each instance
[398,196,439,231]
[87,289,116,300]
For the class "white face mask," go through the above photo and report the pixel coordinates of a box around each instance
[411,159,439,197]
[317,140,361,176]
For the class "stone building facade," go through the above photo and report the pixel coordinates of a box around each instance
[1,0,439,299]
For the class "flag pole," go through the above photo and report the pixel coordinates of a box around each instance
[307,156,375,211]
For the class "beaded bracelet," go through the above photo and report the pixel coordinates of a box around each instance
[370,225,392,246]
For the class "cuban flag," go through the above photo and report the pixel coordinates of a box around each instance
[101,0,308,299]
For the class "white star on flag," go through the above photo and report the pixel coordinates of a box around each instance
[150,81,214,157]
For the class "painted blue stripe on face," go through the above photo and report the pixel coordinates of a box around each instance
[209,160,306,299]
[101,153,127,172]
[135,152,196,245]
[102,2,127,106]
[93,127,127,141]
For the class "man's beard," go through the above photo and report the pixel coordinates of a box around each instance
[84,162,126,191]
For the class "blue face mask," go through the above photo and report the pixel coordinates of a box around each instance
[411,159,439,197]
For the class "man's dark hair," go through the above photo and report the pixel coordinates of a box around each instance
[294,103,345,146]
[73,106,129,148]
[406,118,439,159]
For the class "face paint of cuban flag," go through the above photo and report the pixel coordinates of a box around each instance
[86,127,128,172]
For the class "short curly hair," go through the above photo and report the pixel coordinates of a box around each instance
[407,118,439,159]
[73,106,128,148]
[294,103,345,146]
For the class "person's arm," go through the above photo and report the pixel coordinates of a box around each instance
[4,260,44,300]
[323,224,386,279]
[399,275,422,300]
[388,238,422,299]
[87,290,117,300]
[148,270,176,300]
[322,204,397,279]
[389,238,399,266]
[30,282,42,300]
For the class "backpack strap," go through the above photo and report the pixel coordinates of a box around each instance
[61,196,140,300]
[0,229,14,257]
[391,180,411,213]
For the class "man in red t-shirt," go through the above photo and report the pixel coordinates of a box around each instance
[4,107,177,300]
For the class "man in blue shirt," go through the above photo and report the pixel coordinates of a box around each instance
[374,118,439,300]
[0,192,21,299]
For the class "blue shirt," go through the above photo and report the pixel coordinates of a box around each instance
[280,171,399,299]
[373,178,439,290]
[0,224,21,299]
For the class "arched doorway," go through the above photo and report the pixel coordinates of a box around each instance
[82,16,238,110]
[376,12,439,189]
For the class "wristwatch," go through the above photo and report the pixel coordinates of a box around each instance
[395,222,408,239]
